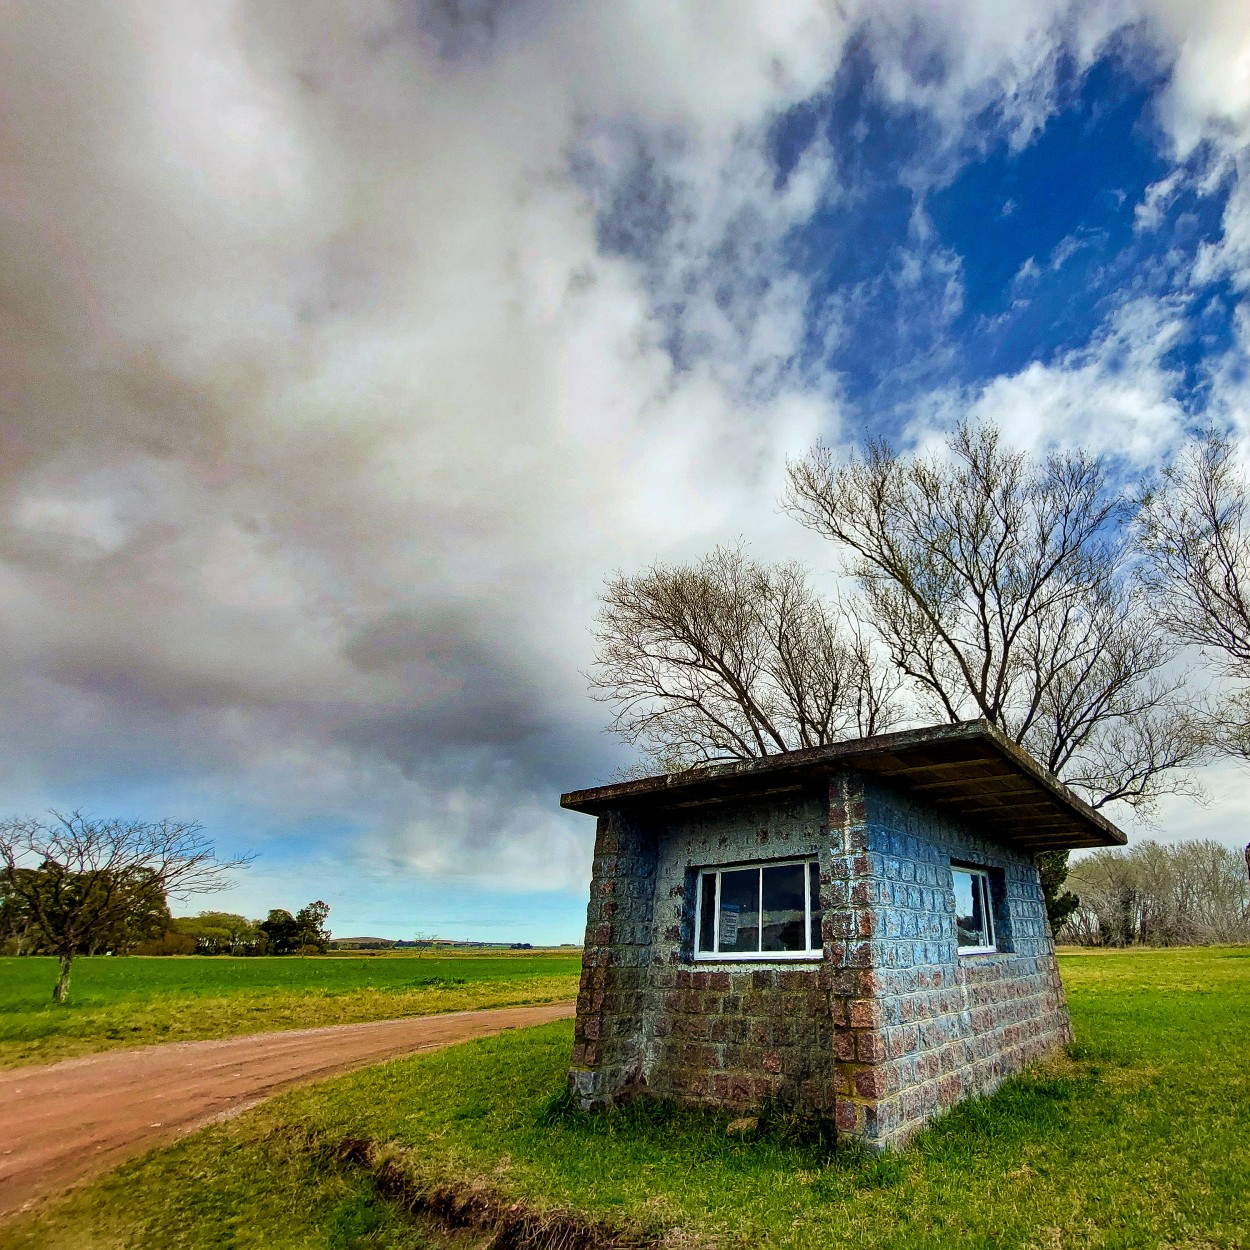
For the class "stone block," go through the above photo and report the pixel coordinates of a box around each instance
[854,1067,887,1098]
[849,998,879,1029]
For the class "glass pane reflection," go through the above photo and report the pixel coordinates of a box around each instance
[718,868,759,953]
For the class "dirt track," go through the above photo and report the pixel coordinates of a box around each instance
[0,999,576,1220]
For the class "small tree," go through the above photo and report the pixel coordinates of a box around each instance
[294,900,331,953]
[1038,852,1080,937]
[0,811,248,1002]
[258,908,300,955]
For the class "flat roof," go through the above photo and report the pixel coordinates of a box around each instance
[561,721,1126,853]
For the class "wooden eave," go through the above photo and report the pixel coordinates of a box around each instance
[560,720,1126,853]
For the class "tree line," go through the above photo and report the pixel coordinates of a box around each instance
[591,423,1250,930]
[1060,841,1250,947]
[132,903,332,957]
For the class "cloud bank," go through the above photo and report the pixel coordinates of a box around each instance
[1,1,1248,931]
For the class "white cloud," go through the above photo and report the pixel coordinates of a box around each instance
[905,294,1191,463]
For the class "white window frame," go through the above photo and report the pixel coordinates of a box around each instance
[952,864,997,955]
[693,857,821,962]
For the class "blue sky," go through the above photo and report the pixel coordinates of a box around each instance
[2,1,1249,942]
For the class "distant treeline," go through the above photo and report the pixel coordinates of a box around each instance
[2,892,332,957]
[129,901,332,956]
[1059,841,1250,947]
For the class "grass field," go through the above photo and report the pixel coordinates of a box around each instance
[0,952,581,1068]
[4,946,1249,1249]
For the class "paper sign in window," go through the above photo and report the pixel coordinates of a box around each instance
[718,869,758,953]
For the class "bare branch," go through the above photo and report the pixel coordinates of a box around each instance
[0,811,250,1002]
[1138,429,1250,668]
[784,420,1205,811]
[589,545,902,771]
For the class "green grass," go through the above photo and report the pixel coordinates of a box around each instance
[0,952,580,1068]
[5,947,1249,1249]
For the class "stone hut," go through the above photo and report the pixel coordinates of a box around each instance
[561,720,1125,1151]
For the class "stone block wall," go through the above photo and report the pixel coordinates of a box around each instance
[570,793,837,1112]
[646,793,836,1111]
[640,965,835,1111]
[828,774,1072,1147]
[569,772,1073,1150]
[569,809,658,1105]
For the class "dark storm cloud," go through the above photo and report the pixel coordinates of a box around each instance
[0,0,857,889]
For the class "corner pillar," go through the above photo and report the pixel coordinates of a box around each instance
[569,808,658,1107]
[825,771,891,1146]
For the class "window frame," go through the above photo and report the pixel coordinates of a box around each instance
[951,864,997,955]
[693,857,822,962]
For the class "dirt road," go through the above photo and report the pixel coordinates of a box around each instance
[0,999,576,1220]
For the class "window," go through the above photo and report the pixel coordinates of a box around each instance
[952,865,996,953]
[695,859,822,960]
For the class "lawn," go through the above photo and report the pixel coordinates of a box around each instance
[0,951,581,1068]
[4,946,1248,1249]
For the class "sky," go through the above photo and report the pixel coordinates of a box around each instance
[2,0,1250,942]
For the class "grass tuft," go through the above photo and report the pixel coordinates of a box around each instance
[536,1083,580,1127]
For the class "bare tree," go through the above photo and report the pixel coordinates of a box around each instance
[1138,429,1250,758]
[785,422,1209,933]
[784,421,1205,812]
[0,811,250,1003]
[590,545,902,771]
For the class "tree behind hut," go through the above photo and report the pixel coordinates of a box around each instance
[783,422,1205,812]
[590,545,902,770]
[0,811,248,1002]
[1138,429,1250,760]
[782,422,1207,929]
[591,422,1208,932]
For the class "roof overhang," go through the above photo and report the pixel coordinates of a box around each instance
[561,721,1126,853]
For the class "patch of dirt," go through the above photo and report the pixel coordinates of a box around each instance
[0,1000,575,1221]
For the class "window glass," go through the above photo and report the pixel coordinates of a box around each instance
[718,868,760,954]
[953,867,994,950]
[809,863,823,951]
[698,872,716,953]
[761,863,806,951]
[695,860,819,958]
